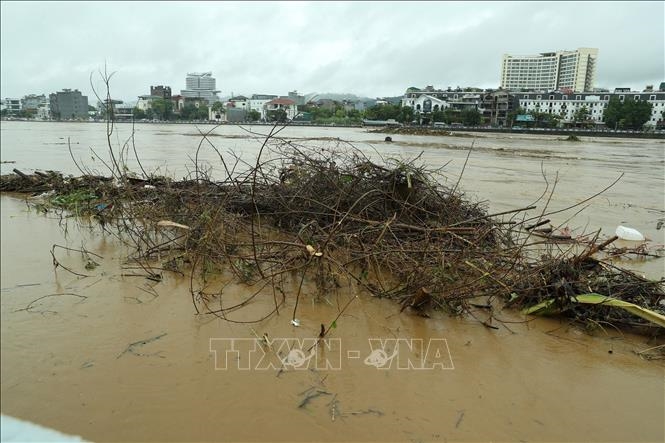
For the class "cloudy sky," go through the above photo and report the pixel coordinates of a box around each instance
[1,1,663,102]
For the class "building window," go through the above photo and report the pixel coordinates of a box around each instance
[576,95,581,100]
[619,95,624,101]
[634,95,640,101]
[563,95,567,100]
[604,95,609,100]
[650,95,656,101]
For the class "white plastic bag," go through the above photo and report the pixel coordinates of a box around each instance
[615,225,645,241]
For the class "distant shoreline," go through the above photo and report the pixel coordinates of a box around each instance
[2,118,663,139]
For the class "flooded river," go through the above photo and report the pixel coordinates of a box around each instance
[1,121,664,442]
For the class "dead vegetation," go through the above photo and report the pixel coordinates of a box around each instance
[368,126,479,137]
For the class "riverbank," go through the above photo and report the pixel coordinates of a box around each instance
[3,117,664,139]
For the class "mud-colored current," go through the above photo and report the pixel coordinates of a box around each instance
[1,122,664,442]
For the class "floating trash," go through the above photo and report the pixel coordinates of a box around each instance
[615,225,645,241]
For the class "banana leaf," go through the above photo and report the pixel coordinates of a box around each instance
[522,293,665,328]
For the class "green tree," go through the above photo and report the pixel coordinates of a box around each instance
[529,110,560,128]
[152,98,173,121]
[247,109,261,122]
[267,108,287,122]
[364,103,401,121]
[180,104,197,120]
[398,106,414,124]
[431,110,446,123]
[573,106,591,124]
[621,99,652,130]
[443,109,458,124]
[133,108,146,120]
[603,97,622,129]
[461,108,481,126]
[179,104,209,121]
[211,101,225,112]
[18,109,36,119]
[507,106,524,127]
[197,105,209,120]
[346,108,361,120]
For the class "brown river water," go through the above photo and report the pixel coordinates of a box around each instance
[1,121,664,442]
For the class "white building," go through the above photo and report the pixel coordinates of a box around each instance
[2,98,21,114]
[181,72,220,102]
[264,98,298,120]
[248,94,277,120]
[517,91,665,127]
[401,93,449,113]
[501,48,598,92]
[37,101,51,120]
[136,95,160,111]
[401,87,488,114]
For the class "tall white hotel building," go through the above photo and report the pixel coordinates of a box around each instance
[500,48,599,92]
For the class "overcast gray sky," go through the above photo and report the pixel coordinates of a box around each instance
[1,1,663,102]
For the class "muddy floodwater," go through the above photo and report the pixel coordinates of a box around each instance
[1,121,664,442]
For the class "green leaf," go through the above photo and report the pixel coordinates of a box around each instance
[522,293,665,328]
[330,320,337,329]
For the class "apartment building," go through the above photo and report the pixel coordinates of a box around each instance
[2,98,21,115]
[49,89,88,120]
[517,90,665,127]
[501,48,598,92]
[401,86,520,126]
[21,94,47,111]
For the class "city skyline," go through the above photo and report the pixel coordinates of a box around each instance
[1,1,663,101]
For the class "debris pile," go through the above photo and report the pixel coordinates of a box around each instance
[1,140,663,335]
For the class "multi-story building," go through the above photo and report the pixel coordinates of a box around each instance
[401,86,521,126]
[481,90,520,127]
[517,90,665,127]
[96,99,133,121]
[248,94,278,120]
[403,85,664,128]
[150,85,172,99]
[287,90,306,106]
[49,89,89,120]
[501,48,598,92]
[36,102,51,120]
[136,95,159,112]
[180,72,220,102]
[20,94,47,111]
[2,98,22,115]
[264,98,298,120]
